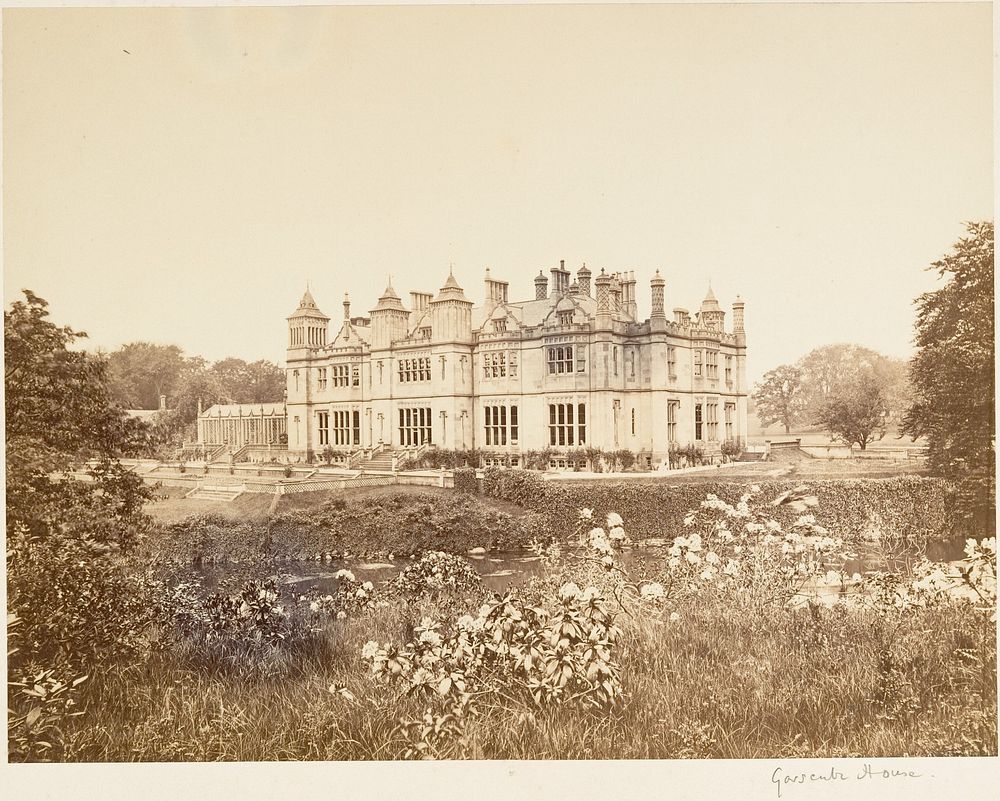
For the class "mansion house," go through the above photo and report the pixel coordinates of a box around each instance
[276,262,748,467]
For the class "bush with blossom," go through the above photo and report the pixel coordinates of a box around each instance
[361,585,623,758]
[389,551,485,600]
[300,569,379,623]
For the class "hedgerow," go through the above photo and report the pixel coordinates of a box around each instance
[481,471,959,543]
[144,491,548,564]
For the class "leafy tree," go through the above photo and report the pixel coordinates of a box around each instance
[6,292,160,759]
[751,365,805,434]
[106,341,186,410]
[815,374,888,450]
[5,290,153,536]
[210,357,285,404]
[797,343,909,421]
[902,221,994,523]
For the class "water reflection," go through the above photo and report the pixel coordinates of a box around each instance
[190,537,973,599]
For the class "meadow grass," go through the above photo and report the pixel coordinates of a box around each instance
[58,595,996,761]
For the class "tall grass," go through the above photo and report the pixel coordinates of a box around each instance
[58,596,995,761]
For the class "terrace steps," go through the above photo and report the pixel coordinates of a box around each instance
[186,486,245,502]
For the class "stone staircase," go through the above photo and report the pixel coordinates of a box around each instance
[356,450,396,472]
[185,485,245,502]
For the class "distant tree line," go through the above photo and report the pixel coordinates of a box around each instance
[102,342,285,449]
[751,344,910,450]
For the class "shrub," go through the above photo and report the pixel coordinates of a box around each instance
[362,586,623,758]
[389,551,485,599]
[453,467,479,494]
[482,470,956,544]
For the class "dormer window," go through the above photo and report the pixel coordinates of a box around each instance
[420,326,432,339]
[493,319,507,333]
[557,310,573,326]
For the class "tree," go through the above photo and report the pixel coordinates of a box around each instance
[4,285,157,552]
[797,343,909,423]
[210,357,284,403]
[106,342,187,410]
[6,292,161,760]
[751,364,805,434]
[902,221,994,521]
[815,374,888,450]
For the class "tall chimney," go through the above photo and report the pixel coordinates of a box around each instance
[650,271,665,319]
[732,296,745,333]
[534,270,548,300]
[577,263,592,297]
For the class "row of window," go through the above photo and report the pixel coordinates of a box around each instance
[547,345,585,374]
[317,399,736,448]
[302,348,737,392]
[549,403,587,446]
[317,410,361,446]
[692,351,734,382]
[399,407,433,446]
[399,357,431,383]
[483,351,519,380]
[484,404,519,445]
[317,364,358,390]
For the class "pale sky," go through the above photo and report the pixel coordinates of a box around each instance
[3,4,993,384]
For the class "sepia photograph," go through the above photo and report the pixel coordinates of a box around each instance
[3,1,996,798]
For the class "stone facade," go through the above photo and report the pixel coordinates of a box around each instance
[284,263,747,467]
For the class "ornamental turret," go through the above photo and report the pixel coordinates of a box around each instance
[287,287,330,351]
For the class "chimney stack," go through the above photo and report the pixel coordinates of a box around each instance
[577,263,592,296]
[534,270,548,300]
[650,271,665,319]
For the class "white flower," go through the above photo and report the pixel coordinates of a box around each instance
[579,507,594,521]
[683,513,697,527]
[336,610,347,620]
[705,551,721,565]
[668,556,681,569]
[640,582,665,600]
[723,559,740,576]
[410,668,434,686]
[456,614,475,630]
[687,533,703,552]
[608,526,626,541]
[361,640,380,659]
[699,569,714,581]
[673,536,689,549]
[362,581,374,591]
[419,629,442,647]
[355,588,367,599]
[581,586,601,601]
[669,611,681,622]
[309,601,320,613]
[685,550,702,565]
[606,512,624,528]
[335,569,356,582]
[559,582,582,600]
[601,554,615,568]
[825,570,841,585]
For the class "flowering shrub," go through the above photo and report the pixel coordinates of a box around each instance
[389,552,485,600]
[300,569,378,622]
[482,470,955,544]
[362,585,623,758]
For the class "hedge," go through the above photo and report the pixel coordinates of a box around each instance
[143,491,548,564]
[481,470,961,544]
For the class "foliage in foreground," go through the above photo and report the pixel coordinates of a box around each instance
[903,220,995,532]
[13,487,995,762]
